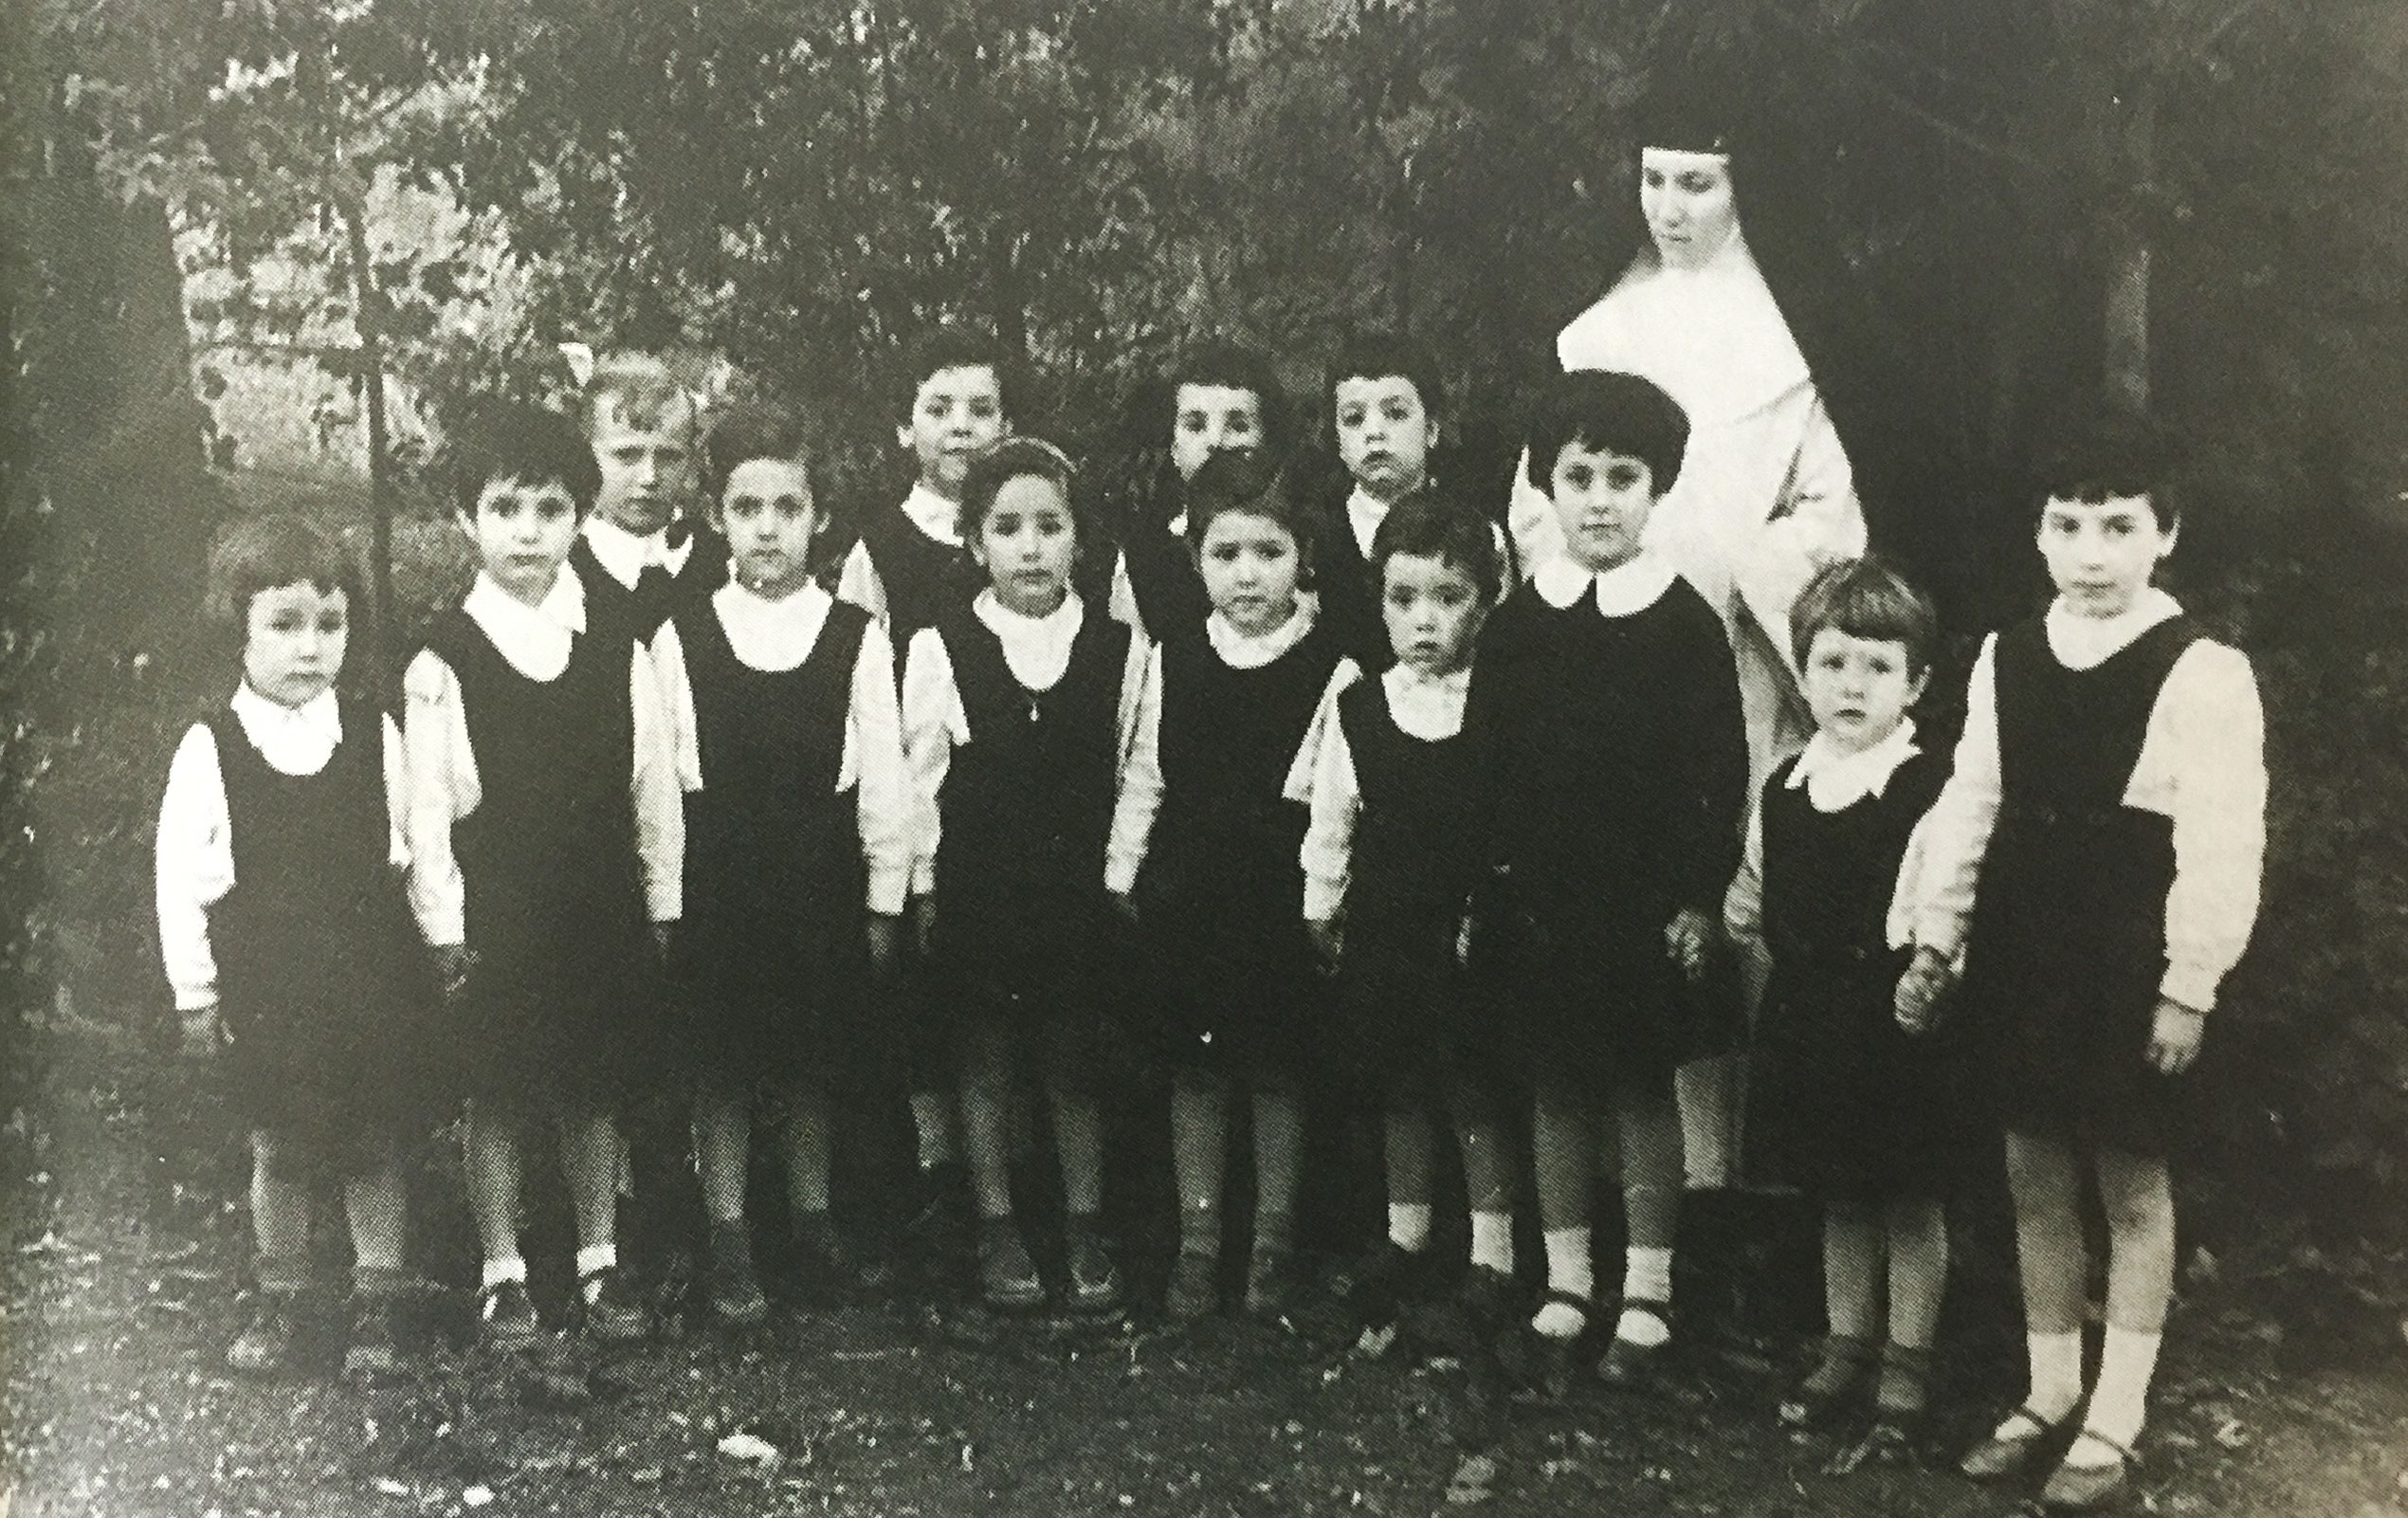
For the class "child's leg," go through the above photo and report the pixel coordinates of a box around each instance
[777,1083,836,1219]
[556,1106,624,1268]
[956,1022,1018,1223]
[463,1104,528,1286]
[249,1128,315,1290]
[342,1154,408,1278]
[1998,1129,2089,1430]
[1250,1083,1304,1254]
[1048,1083,1106,1222]
[694,1078,751,1228]
[2073,1147,2175,1461]
[1383,1106,1437,1253]
[1451,1095,1516,1277]
[1170,1072,1229,1259]
[1876,1193,1948,1419]
[1612,1074,1682,1347]
[911,1090,961,1170]
[1529,1081,1595,1337]
[1822,1199,1884,1344]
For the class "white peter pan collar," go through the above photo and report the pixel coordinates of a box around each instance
[582,516,692,588]
[1207,594,1317,669]
[231,683,342,754]
[1784,720,1920,813]
[465,565,586,657]
[1531,551,1678,617]
[2044,586,2181,671]
[901,483,964,548]
[973,585,1084,642]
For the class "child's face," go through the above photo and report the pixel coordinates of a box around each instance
[1640,149,1740,270]
[900,364,1007,498]
[1800,630,1925,756]
[1196,509,1303,637]
[243,581,349,707]
[1171,383,1265,481]
[1381,553,1484,676]
[592,393,698,537]
[971,474,1076,618]
[715,458,818,599]
[1546,440,1658,572]
[1333,375,1434,503]
[463,474,582,605]
[2037,493,2175,620]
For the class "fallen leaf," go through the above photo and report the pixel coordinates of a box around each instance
[462,1484,494,1507]
[718,1432,780,1466]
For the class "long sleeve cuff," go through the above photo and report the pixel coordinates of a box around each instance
[868,863,911,918]
[1303,871,1348,924]
[2160,963,2221,1015]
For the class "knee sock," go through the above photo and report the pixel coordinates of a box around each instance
[1388,1203,1432,1253]
[1469,1211,1514,1275]
[2078,1326,2163,1457]
[1533,1227,1593,1337]
[1616,1246,1674,1345]
[575,1242,617,1280]
[2013,1328,2086,1430]
[481,1256,527,1291]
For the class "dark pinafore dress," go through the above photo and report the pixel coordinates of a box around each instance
[927,606,1130,1086]
[855,509,985,661]
[1332,675,1500,1110]
[1747,747,1969,1200]
[1121,517,1209,648]
[1305,503,1389,673]
[1140,616,1342,1081]
[671,596,877,1088]
[1961,615,2202,1157]
[424,610,661,1113]
[206,698,435,1161]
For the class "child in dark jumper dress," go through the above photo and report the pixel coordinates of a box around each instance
[1469,370,1747,1393]
[1905,414,2264,1511]
[405,402,683,1349]
[1296,491,1520,1336]
[156,515,434,1378]
[651,399,911,1323]
[902,438,1151,1314]
[1108,452,1344,1320]
[1724,557,1963,1437]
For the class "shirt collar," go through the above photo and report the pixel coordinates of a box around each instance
[1784,719,1920,810]
[465,564,586,637]
[1531,550,1678,616]
[719,573,828,619]
[2045,586,2182,668]
[973,586,1083,639]
[232,683,341,743]
[1206,594,1317,669]
[1385,662,1470,700]
[1344,486,1390,558]
[582,515,691,587]
[901,484,963,548]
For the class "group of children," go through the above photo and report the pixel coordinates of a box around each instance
[156,329,2265,1511]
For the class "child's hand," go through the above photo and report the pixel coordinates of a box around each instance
[1665,908,1714,983]
[1893,947,1953,1034]
[866,912,903,979]
[1307,920,1342,977]
[435,944,474,1004]
[178,1001,225,1060]
[650,923,674,963]
[1108,890,1140,928]
[911,896,938,958]
[2146,997,2207,1074]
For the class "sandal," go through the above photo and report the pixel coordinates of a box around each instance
[1597,1299,1674,1388]
[977,1220,1045,1313]
[1164,1247,1219,1322]
[1960,1402,2072,1483]
[1779,1333,1878,1427]
[1499,1289,1594,1399]
[2040,1430,2137,1511]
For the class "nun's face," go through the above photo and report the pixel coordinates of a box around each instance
[1640,149,1740,269]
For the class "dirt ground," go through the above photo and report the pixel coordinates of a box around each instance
[7,1047,2408,1518]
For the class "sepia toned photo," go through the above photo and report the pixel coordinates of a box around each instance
[5,2,2404,1514]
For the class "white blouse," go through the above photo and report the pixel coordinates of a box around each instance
[1292,659,1472,922]
[1908,590,2268,1012]
[1104,597,1321,896]
[650,579,912,915]
[1721,719,1937,952]
[155,686,410,1012]
[581,515,694,588]
[400,567,684,947]
[834,484,961,628]
[900,590,1151,898]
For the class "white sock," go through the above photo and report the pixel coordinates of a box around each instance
[2078,1326,2163,1458]
[481,1256,527,1291]
[2012,1329,2087,1432]
[1616,1247,1675,1345]
[1388,1203,1433,1253]
[1469,1210,1514,1275]
[1532,1227,1593,1338]
[575,1242,617,1280]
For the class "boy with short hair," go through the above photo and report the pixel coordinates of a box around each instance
[1906,412,2264,1510]
[573,352,726,641]
[1318,332,1449,667]
[1469,369,1747,1394]
[833,326,1016,1278]
[406,400,683,1347]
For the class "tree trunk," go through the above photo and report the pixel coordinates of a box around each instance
[2101,71,2159,411]
[336,197,395,672]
